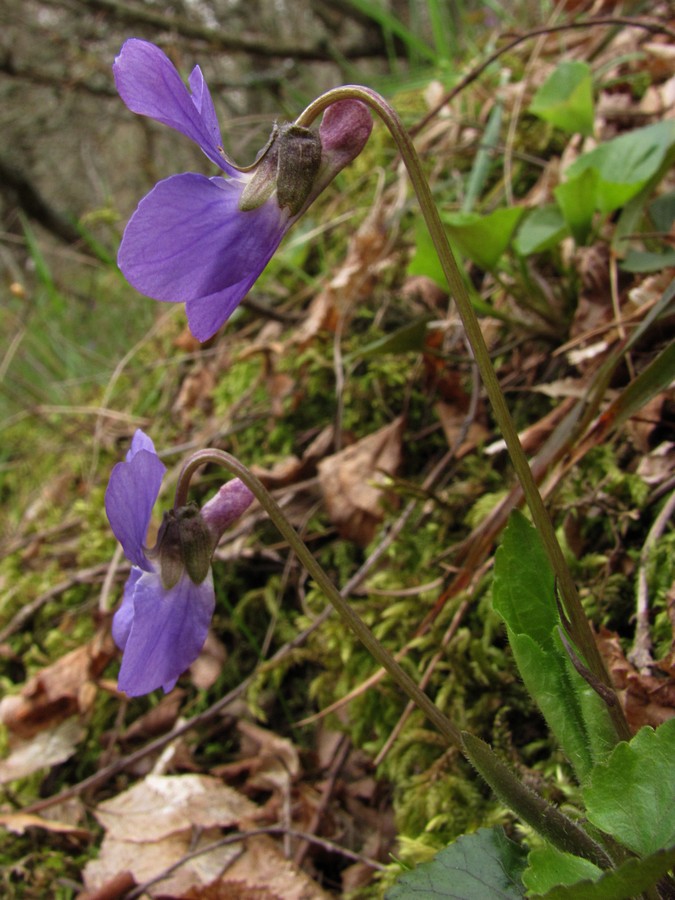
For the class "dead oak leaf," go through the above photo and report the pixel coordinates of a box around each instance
[317,418,404,546]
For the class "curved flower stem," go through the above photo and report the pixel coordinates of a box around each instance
[175,451,612,869]
[176,449,460,747]
[296,86,631,743]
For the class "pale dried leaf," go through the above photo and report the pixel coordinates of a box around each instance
[0,811,89,838]
[83,827,241,898]
[0,718,84,783]
[94,774,258,842]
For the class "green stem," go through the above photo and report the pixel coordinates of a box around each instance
[176,451,611,866]
[297,86,630,742]
[176,450,461,747]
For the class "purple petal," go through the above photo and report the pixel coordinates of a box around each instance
[112,567,143,650]
[105,430,166,570]
[116,569,215,696]
[118,173,288,342]
[113,39,235,174]
[201,478,255,542]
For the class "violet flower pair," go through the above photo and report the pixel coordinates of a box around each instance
[107,42,371,695]
[114,38,372,342]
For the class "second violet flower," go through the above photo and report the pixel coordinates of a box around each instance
[105,429,254,696]
[114,39,372,342]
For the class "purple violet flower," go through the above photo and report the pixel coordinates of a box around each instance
[105,429,254,696]
[114,39,373,342]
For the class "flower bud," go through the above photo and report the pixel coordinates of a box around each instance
[148,502,213,589]
[239,122,322,216]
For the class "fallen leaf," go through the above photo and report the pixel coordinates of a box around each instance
[83,774,261,897]
[317,417,404,545]
[0,718,85,783]
[93,774,258,842]
[598,629,675,731]
[0,630,115,739]
[0,811,89,839]
[207,834,333,900]
[84,828,240,898]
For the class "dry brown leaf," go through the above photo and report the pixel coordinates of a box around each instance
[84,827,241,898]
[236,721,300,794]
[0,718,84,783]
[435,402,488,458]
[211,834,333,900]
[0,630,115,739]
[317,417,404,545]
[598,629,675,731]
[251,426,335,490]
[84,774,261,897]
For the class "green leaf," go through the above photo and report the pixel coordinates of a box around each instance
[385,827,527,899]
[620,247,675,272]
[346,317,432,361]
[492,510,557,648]
[554,167,599,245]
[408,218,448,289]
[513,206,569,256]
[523,845,602,895]
[442,208,525,270]
[540,846,675,899]
[492,512,615,779]
[529,61,595,137]
[583,718,675,856]
[566,120,675,213]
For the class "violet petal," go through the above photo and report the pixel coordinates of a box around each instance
[105,430,166,570]
[112,567,143,650]
[113,38,234,174]
[116,569,215,696]
[118,173,288,341]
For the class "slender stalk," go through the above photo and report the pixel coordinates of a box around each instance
[175,451,611,866]
[176,450,461,747]
[296,86,631,742]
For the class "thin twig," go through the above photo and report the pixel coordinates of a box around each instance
[630,488,675,672]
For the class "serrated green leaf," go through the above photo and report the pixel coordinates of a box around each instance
[529,61,595,137]
[523,845,602,895]
[583,718,675,856]
[566,120,675,213]
[513,206,569,256]
[385,827,527,899]
[540,845,675,899]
